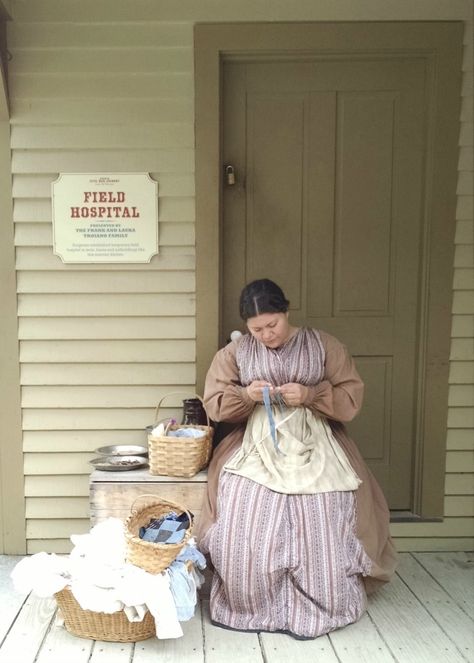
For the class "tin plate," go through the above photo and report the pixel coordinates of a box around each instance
[95,445,148,457]
[90,455,148,471]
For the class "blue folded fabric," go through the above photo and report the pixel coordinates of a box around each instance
[168,560,197,621]
[176,545,207,569]
[139,511,192,544]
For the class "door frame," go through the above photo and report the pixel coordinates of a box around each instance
[194,21,463,519]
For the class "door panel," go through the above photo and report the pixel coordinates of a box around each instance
[222,58,427,509]
[334,92,396,316]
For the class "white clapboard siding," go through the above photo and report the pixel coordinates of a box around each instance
[447,408,474,428]
[451,314,474,337]
[458,145,473,170]
[456,315,474,337]
[453,268,474,289]
[445,473,474,494]
[17,271,195,293]
[7,21,193,48]
[24,453,97,475]
[450,338,474,360]
[449,361,474,383]
[25,497,90,519]
[21,385,197,408]
[455,220,474,243]
[448,384,474,406]
[455,244,474,268]
[21,362,195,385]
[18,318,196,340]
[10,73,193,99]
[18,294,195,317]
[19,340,195,362]
[23,430,153,452]
[11,124,195,149]
[446,429,474,450]
[5,4,473,553]
[12,98,195,124]
[444,495,474,516]
[11,149,194,174]
[12,173,195,198]
[27,539,76,554]
[26,519,90,539]
[453,291,474,314]
[445,451,474,473]
[25,475,90,496]
[10,48,193,73]
[22,408,179,431]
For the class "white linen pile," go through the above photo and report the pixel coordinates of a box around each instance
[10,518,206,640]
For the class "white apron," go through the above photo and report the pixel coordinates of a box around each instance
[224,404,361,494]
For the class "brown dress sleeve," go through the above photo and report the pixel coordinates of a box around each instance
[303,330,364,422]
[203,341,255,423]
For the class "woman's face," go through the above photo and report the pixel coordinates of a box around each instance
[246,311,291,349]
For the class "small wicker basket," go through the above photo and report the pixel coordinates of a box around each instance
[124,494,193,574]
[55,587,155,642]
[148,393,213,478]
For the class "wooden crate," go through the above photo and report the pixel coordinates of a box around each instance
[89,468,208,528]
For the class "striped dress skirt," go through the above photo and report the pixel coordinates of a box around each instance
[200,471,372,639]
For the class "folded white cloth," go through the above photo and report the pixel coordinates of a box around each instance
[11,552,70,597]
[124,604,147,622]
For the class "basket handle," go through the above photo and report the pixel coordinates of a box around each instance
[153,392,210,427]
[129,493,194,526]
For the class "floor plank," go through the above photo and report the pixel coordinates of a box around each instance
[202,600,264,663]
[89,641,134,663]
[260,631,340,662]
[397,553,474,661]
[413,552,474,620]
[328,612,397,663]
[133,601,204,663]
[35,620,93,663]
[367,574,467,663]
[0,556,27,644]
[0,594,56,663]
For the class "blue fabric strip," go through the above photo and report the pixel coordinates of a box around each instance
[262,385,284,455]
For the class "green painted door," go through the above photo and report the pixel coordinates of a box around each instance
[221,58,427,509]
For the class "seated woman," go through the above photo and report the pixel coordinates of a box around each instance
[196,278,397,639]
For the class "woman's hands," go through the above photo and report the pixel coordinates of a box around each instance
[278,383,308,406]
[246,381,308,406]
[246,381,272,403]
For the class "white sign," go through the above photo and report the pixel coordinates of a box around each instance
[51,173,158,263]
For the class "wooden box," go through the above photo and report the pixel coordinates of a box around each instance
[89,468,208,528]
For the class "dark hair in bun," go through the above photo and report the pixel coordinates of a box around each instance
[239,279,290,321]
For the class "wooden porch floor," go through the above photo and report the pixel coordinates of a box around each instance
[0,552,472,663]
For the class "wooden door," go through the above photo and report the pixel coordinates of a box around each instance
[221,58,428,509]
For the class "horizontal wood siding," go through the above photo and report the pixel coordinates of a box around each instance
[7,13,196,552]
[5,1,473,552]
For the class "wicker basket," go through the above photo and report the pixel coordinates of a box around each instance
[55,587,155,642]
[124,494,193,574]
[148,393,213,478]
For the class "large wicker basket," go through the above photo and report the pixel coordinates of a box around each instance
[124,495,193,574]
[55,587,155,642]
[148,393,213,478]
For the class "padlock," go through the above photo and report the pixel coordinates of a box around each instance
[225,165,236,185]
